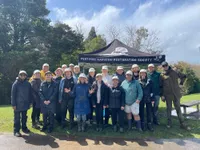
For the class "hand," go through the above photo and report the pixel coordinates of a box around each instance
[64,88,71,93]
[103,105,107,109]
[12,106,16,110]
[152,101,155,105]
[47,100,51,105]
[89,89,94,94]
[93,105,96,108]
[161,96,165,102]
[136,100,140,104]
[121,106,125,110]
[44,101,48,105]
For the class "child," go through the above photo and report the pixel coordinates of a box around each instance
[11,70,32,137]
[108,76,125,133]
[30,70,42,129]
[139,69,155,131]
[70,73,93,132]
[39,71,57,133]
[91,73,108,132]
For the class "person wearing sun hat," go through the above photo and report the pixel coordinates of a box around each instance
[11,70,32,137]
[69,73,93,132]
[121,70,143,132]
[108,76,125,133]
[59,68,76,129]
[30,70,42,129]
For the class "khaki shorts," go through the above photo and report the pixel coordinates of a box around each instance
[125,102,139,115]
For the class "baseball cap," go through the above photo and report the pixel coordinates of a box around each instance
[43,63,49,67]
[96,73,102,77]
[148,64,155,68]
[132,64,139,68]
[126,70,133,76]
[79,73,87,78]
[162,61,169,67]
[45,71,52,76]
[19,70,27,75]
[89,68,95,72]
[140,69,147,73]
[102,66,108,70]
[117,66,124,70]
[33,70,40,75]
[69,63,74,67]
[112,76,119,80]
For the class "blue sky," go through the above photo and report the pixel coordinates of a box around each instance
[47,0,200,64]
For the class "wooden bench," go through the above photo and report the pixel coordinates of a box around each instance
[180,100,200,115]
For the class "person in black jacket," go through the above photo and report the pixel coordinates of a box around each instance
[131,64,140,80]
[59,68,76,129]
[11,70,32,137]
[53,68,63,125]
[39,71,57,133]
[91,73,108,132]
[30,70,42,129]
[108,76,125,133]
[87,68,96,123]
[139,69,155,131]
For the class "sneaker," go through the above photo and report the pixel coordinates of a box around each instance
[14,132,22,137]
[119,128,124,133]
[22,128,30,134]
[180,124,191,131]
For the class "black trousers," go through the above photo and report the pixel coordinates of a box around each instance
[14,110,28,133]
[139,101,152,124]
[43,111,54,129]
[111,108,124,128]
[95,104,103,125]
[60,99,74,126]
[104,108,110,124]
[87,98,94,121]
[55,101,62,124]
[31,105,40,124]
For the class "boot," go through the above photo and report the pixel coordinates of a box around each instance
[82,121,86,132]
[166,120,172,129]
[180,123,191,131]
[136,120,143,132]
[147,123,154,132]
[141,122,146,131]
[78,122,82,132]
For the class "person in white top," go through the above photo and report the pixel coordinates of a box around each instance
[101,66,112,87]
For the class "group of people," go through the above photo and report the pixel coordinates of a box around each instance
[11,62,191,137]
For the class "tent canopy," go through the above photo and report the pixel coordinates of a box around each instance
[79,39,165,65]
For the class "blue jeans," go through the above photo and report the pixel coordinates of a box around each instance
[152,96,160,122]
[76,114,87,122]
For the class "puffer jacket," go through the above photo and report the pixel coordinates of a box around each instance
[11,77,32,112]
[108,86,125,108]
[31,78,42,108]
[39,80,57,113]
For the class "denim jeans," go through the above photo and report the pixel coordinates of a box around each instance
[76,114,87,122]
[152,95,160,122]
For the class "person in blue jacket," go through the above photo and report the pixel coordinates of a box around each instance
[39,71,57,133]
[113,66,126,85]
[11,70,32,137]
[70,73,94,132]
[139,69,155,131]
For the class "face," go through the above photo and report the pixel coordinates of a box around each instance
[65,71,72,77]
[74,67,80,74]
[45,74,52,81]
[131,67,139,73]
[34,72,41,79]
[56,69,63,77]
[19,74,27,80]
[140,72,146,78]
[148,66,155,73]
[96,76,102,82]
[79,77,85,83]
[102,69,108,74]
[116,69,123,75]
[43,66,49,72]
[89,72,95,77]
[62,66,67,72]
[126,74,132,81]
[163,65,169,71]
[112,79,119,86]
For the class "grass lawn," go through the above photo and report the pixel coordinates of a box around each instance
[0,94,200,139]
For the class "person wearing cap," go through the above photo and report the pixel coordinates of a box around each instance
[147,63,161,125]
[30,70,42,129]
[53,68,63,125]
[62,64,67,73]
[108,76,125,133]
[59,68,76,129]
[131,64,140,80]
[87,68,96,124]
[69,64,75,74]
[69,73,93,132]
[39,71,58,133]
[121,70,143,132]
[11,70,32,137]
[73,65,81,83]
[139,69,154,131]
[113,66,126,85]
[160,62,190,130]
[101,65,112,126]
[91,73,108,132]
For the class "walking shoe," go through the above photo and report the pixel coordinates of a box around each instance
[40,127,47,132]
[113,125,117,132]
[119,128,124,133]
[147,123,154,132]
[141,122,146,131]
[32,123,40,130]
[166,120,172,129]
[153,121,160,126]
[22,128,30,134]
[14,132,22,137]
[180,124,191,131]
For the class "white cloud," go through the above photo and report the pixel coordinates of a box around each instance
[51,1,200,64]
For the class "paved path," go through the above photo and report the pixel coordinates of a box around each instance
[0,133,200,150]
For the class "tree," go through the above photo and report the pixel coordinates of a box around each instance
[84,35,106,52]
[0,0,50,52]
[106,24,121,42]
[86,27,97,41]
